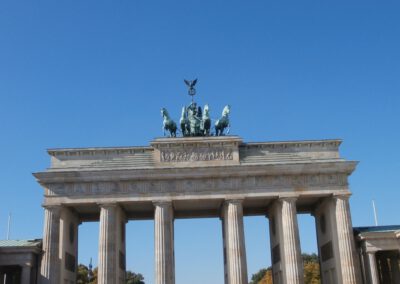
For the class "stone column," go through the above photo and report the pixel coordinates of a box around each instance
[379,254,391,283]
[390,254,400,283]
[40,205,61,284]
[365,252,379,284]
[21,265,31,284]
[98,203,126,284]
[221,219,228,284]
[334,195,361,284]
[59,207,79,283]
[154,201,175,284]
[269,198,303,284]
[222,200,248,284]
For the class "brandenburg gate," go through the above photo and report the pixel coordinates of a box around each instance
[34,136,362,284]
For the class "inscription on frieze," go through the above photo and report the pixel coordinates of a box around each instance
[160,148,233,162]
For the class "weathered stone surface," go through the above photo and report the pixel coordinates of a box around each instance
[151,136,241,167]
[98,204,126,284]
[154,201,175,284]
[40,206,61,284]
[334,196,361,284]
[268,198,304,284]
[34,136,361,284]
[42,137,343,172]
[222,200,248,284]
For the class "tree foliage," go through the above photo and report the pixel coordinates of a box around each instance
[302,253,319,264]
[250,253,320,284]
[249,268,272,284]
[77,264,89,284]
[249,268,268,284]
[304,262,320,284]
[76,264,144,284]
[126,271,145,284]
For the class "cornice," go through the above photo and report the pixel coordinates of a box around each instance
[33,160,357,184]
[240,139,342,149]
[46,138,342,158]
[47,146,153,157]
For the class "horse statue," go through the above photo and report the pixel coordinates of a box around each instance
[201,104,211,135]
[179,106,190,136]
[161,108,177,137]
[215,105,230,136]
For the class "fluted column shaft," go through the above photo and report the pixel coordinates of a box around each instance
[21,265,31,284]
[334,196,361,283]
[281,198,303,284]
[40,206,61,284]
[98,204,117,284]
[154,201,175,284]
[366,252,379,284]
[390,254,400,283]
[221,220,228,284]
[222,200,248,284]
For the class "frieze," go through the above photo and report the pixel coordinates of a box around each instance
[160,148,233,162]
[45,173,348,197]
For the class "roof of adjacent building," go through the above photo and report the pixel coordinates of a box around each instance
[353,225,400,234]
[0,239,42,248]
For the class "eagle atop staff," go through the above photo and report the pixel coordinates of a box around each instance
[184,78,198,101]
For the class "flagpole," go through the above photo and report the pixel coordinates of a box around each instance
[6,212,11,240]
[372,200,378,226]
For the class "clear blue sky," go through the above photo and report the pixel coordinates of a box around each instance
[1,1,399,283]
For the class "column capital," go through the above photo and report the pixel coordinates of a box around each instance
[224,198,244,205]
[221,199,244,219]
[278,196,299,203]
[268,196,298,212]
[153,200,173,207]
[97,202,119,209]
[332,193,352,201]
[42,204,62,212]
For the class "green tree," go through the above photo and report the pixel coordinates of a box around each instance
[91,267,98,284]
[303,253,320,284]
[77,264,89,284]
[302,253,319,263]
[250,253,320,284]
[249,268,268,284]
[126,271,145,284]
[76,264,144,284]
[304,262,320,284]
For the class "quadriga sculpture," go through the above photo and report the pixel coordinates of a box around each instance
[161,80,231,137]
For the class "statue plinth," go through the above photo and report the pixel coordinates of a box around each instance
[151,136,242,167]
